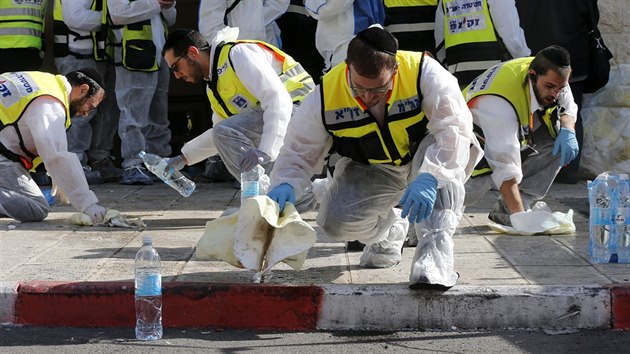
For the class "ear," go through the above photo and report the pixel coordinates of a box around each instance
[527,70,536,81]
[80,83,90,96]
[188,45,199,58]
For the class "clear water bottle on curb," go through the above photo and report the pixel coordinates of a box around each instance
[615,174,630,263]
[241,165,261,205]
[588,174,614,263]
[135,236,163,341]
[138,151,195,197]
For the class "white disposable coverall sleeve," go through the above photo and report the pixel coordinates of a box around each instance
[199,0,288,45]
[107,0,162,25]
[417,55,478,188]
[228,43,294,160]
[23,98,99,212]
[470,95,523,188]
[487,0,530,58]
[269,89,331,201]
[62,0,102,31]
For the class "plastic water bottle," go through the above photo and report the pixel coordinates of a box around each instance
[135,236,162,341]
[588,174,614,263]
[138,151,195,197]
[615,174,630,263]
[241,165,261,204]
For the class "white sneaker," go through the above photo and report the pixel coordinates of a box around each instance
[359,209,409,268]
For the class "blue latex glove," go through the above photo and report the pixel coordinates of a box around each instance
[165,155,186,175]
[552,127,579,166]
[240,148,271,172]
[400,173,438,224]
[267,183,295,213]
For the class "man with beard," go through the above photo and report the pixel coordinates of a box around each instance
[0,69,108,223]
[462,45,579,227]
[161,29,314,191]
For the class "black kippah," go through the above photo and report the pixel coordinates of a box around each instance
[540,45,571,67]
[355,26,397,56]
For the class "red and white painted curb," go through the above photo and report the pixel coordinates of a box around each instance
[1,281,629,330]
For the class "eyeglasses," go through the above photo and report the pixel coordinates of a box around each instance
[349,69,395,95]
[169,53,186,73]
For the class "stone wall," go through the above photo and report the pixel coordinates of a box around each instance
[600,0,630,65]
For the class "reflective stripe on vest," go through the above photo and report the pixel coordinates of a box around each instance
[320,51,428,166]
[53,0,108,60]
[0,72,71,171]
[442,0,504,85]
[384,0,437,52]
[463,58,559,177]
[206,40,315,119]
[0,0,45,49]
[109,2,166,72]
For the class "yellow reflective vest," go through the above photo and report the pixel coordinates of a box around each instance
[463,57,559,177]
[384,0,438,53]
[0,72,71,171]
[109,0,167,72]
[442,0,508,86]
[320,51,428,166]
[0,0,46,50]
[206,40,315,119]
[53,0,110,61]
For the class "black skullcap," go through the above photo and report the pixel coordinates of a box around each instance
[539,45,571,67]
[76,67,104,89]
[355,25,397,56]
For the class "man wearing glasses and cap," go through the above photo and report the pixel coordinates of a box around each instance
[161,29,315,192]
[462,45,579,228]
[266,25,482,290]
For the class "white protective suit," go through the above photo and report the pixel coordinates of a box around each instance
[108,0,176,168]
[434,0,530,63]
[305,0,385,73]
[198,0,289,47]
[464,81,578,209]
[0,78,99,221]
[55,0,119,166]
[270,55,483,288]
[179,33,306,182]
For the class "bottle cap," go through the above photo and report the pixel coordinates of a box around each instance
[143,236,152,244]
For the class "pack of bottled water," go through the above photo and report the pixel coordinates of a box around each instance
[588,172,630,263]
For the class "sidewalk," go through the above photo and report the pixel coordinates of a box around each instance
[1,179,629,330]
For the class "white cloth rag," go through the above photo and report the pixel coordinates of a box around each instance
[488,201,576,235]
[195,195,316,273]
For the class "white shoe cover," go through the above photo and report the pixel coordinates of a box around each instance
[359,209,409,268]
[409,209,459,288]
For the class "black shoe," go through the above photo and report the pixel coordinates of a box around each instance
[83,166,104,185]
[90,156,123,182]
[202,154,234,181]
[346,240,365,252]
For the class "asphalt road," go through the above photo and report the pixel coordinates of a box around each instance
[1,326,629,353]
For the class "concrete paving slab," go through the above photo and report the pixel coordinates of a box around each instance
[1,179,630,330]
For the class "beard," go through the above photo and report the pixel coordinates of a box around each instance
[68,98,83,117]
[185,60,205,84]
[532,83,556,108]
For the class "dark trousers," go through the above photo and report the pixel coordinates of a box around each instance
[0,48,42,73]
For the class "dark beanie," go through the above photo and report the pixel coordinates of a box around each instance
[355,25,397,56]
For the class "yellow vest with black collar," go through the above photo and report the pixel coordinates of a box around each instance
[320,50,428,166]
[206,40,315,119]
[0,72,71,171]
[463,57,560,177]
